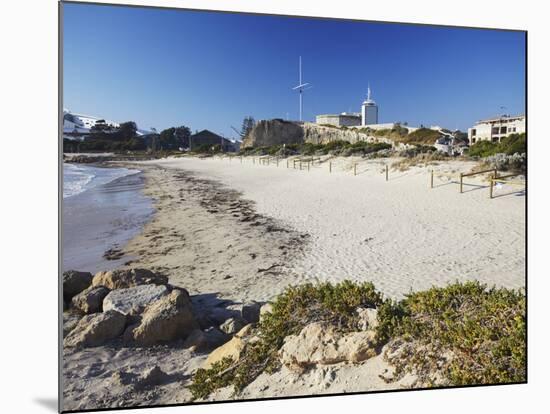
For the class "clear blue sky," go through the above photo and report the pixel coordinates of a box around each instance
[63,2,526,138]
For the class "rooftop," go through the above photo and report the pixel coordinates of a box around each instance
[475,114,525,124]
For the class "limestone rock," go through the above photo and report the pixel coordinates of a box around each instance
[102,284,169,316]
[355,307,379,331]
[64,310,126,348]
[242,119,304,148]
[71,285,110,314]
[219,317,245,335]
[279,322,377,372]
[183,327,229,352]
[63,312,81,338]
[63,270,93,301]
[242,119,387,149]
[203,324,253,368]
[132,289,198,346]
[92,268,167,290]
[137,366,171,388]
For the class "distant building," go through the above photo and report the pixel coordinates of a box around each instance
[361,86,378,126]
[315,113,361,127]
[62,108,154,140]
[434,135,469,156]
[467,115,525,145]
[63,109,120,138]
[190,129,239,152]
[315,86,379,127]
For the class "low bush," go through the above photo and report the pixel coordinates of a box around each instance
[190,280,525,398]
[384,282,526,386]
[469,133,526,157]
[189,281,385,399]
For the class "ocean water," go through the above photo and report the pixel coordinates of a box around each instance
[62,163,154,273]
[63,163,140,198]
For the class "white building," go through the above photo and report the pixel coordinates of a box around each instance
[467,114,525,145]
[63,109,120,137]
[361,86,378,126]
[315,112,361,127]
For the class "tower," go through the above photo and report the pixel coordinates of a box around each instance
[361,85,378,126]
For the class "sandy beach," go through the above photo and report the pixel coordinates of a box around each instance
[62,155,525,410]
[129,155,525,300]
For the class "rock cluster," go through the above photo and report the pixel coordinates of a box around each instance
[62,268,265,354]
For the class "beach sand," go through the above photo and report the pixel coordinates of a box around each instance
[130,155,525,300]
[62,155,525,410]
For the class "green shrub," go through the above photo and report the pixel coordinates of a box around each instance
[385,281,526,386]
[469,133,526,158]
[469,140,499,157]
[189,280,385,399]
[190,280,525,398]
[402,128,442,145]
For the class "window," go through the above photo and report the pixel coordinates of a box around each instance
[500,126,507,134]
[492,137,499,142]
[471,138,476,144]
[471,129,476,136]
[492,127,500,135]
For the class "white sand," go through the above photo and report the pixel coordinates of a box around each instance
[137,156,525,299]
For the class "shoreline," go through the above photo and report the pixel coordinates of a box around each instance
[62,164,154,274]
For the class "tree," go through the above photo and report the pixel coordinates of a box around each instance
[117,121,138,141]
[239,116,256,139]
[158,125,191,150]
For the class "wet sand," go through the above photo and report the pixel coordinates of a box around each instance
[62,170,154,273]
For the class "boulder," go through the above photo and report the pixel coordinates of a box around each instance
[355,307,379,331]
[183,327,229,352]
[131,289,198,346]
[242,301,261,324]
[219,317,245,335]
[64,310,127,348]
[63,312,81,338]
[92,268,167,290]
[71,285,110,314]
[63,270,93,301]
[279,322,377,372]
[102,284,169,316]
[203,324,253,369]
[137,366,171,388]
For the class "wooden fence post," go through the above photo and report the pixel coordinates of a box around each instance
[308,161,310,172]
[276,157,279,167]
[490,178,494,199]
[430,170,434,188]
[460,173,463,193]
[385,165,389,181]
[329,161,332,174]
[354,163,357,176]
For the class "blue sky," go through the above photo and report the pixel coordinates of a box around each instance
[63,2,526,138]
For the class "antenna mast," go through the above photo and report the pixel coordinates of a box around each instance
[292,56,312,122]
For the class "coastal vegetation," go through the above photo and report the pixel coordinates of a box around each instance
[63,121,192,153]
[469,133,526,157]
[239,140,392,157]
[189,280,525,399]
